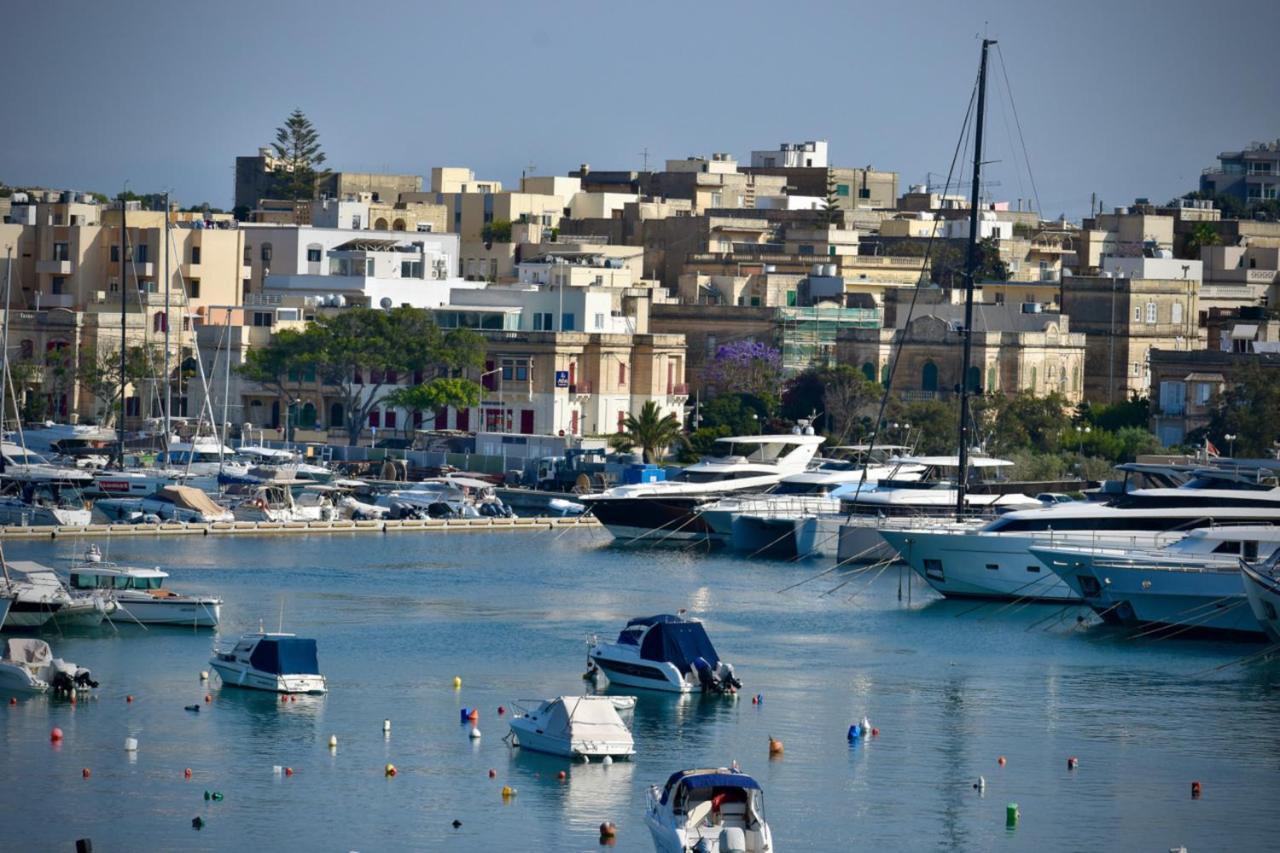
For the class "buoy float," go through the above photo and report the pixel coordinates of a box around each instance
[184,768,193,779]
[199,671,208,682]
[768,736,783,756]
[211,792,223,802]
[124,737,138,752]
[602,755,613,765]
[50,727,64,742]
[973,776,986,792]
[328,735,338,749]
[273,765,283,776]
[69,692,77,705]
[452,676,462,689]
[184,704,200,712]
[289,695,296,702]
[452,820,462,829]
[997,756,1006,766]
[385,763,397,777]
[280,695,288,704]
[1067,757,1079,770]
[204,694,211,703]
[82,768,91,779]
[459,708,470,724]
[848,724,861,741]
[383,719,392,734]
[861,716,871,735]
[488,769,496,778]
[872,727,880,736]
[191,816,204,830]
[557,770,567,781]
[469,726,481,739]
[468,708,479,721]
[501,785,515,798]
[1191,781,1202,799]
[497,705,505,715]
[751,696,757,705]
[599,821,617,839]
[9,697,17,706]
[1006,803,1019,827]
[126,695,133,703]
[284,767,294,777]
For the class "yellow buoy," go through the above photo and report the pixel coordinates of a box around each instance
[452,676,462,690]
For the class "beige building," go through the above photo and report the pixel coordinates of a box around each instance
[837,297,1087,402]
[1078,209,1175,273]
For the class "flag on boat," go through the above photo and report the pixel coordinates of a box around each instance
[1205,439,1220,457]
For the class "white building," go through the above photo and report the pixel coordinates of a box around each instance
[1102,254,1203,283]
[750,140,829,169]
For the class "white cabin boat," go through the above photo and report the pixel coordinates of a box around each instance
[0,638,98,694]
[210,632,326,694]
[96,484,233,524]
[2,561,113,628]
[1242,553,1280,641]
[588,614,741,694]
[507,695,636,759]
[645,768,772,853]
[69,547,221,627]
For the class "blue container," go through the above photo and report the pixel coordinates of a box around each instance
[622,464,666,485]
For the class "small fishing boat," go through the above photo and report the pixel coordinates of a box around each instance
[209,632,326,694]
[0,638,99,694]
[507,695,636,759]
[645,767,772,853]
[69,546,221,627]
[588,614,741,694]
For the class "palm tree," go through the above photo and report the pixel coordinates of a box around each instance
[617,401,685,463]
[1183,221,1221,260]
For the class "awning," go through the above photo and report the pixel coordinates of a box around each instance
[1183,373,1225,383]
[1231,324,1259,340]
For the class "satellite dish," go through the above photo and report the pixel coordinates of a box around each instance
[379,297,393,310]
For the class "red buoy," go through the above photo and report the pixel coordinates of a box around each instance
[69,692,77,705]
[204,694,211,703]
[82,768,91,779]
[557,771,567,781]
[1067,757,1079,770]
[497,706,505,715]
[1191,781,1202,798]
[289,695,296,703]
[285,767,294,777]
[488,769,496,778]
[871,728,880,736]
[8,697,16,706]
[126,695,134,703]
[50,727,64,742]
[184,768,193,779]
[281,695,288,703]
[998,756,1006,766]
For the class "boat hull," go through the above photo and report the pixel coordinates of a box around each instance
[209,662,326,694]
[584,496,717,544]
[881,529,1079,602]
[589,650,689,693]
[116,597,221,627]
[1241,564,1280,642]
[730,515,797,557]
[507,721,634,759]
[2,600,60,629]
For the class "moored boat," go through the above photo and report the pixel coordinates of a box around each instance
[210,632,326,694]
[645,767,771,853]
[507,695,636,759]
[588,614,740,694]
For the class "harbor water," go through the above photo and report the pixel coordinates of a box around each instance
[2,529,1278,851]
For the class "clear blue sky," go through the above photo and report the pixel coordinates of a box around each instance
[4,0,1277,220]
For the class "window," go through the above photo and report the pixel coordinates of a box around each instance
[836,184,850,197]
[261,243,273,262]
[153,312,167,333]
[369,410,380,428]
[243,246,252,264]
[252,311,273,327]
[136,244,148,263]
[618,362,627,386]
[1146,302,1157,324]
[858,187,871,199]
[53,242,69,261]
[985,563,999,571]
[111,245,120,263]
[798,244,814,255]
[1134,306,1142,322]
[923,559,944,582]
[1026,565,1040,573]
[190,246,201,265]
[786,290,797,307]
[51,277,65,294]
[1172,302,1183,324]
[307,248,322,263]
[561,313,575,331]
[384,410,397,429]
[189,279,200,298]
[1194,382,1213,406]
[400,260,423,278]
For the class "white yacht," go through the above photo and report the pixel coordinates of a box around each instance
[793,455,1038,561]
[0,638,98,694]
[588,614,741,694]
[1,442,95,486]
[1241,553,1280,641]
[229,478,338,523]
[155,439,249,479]
[645,767,772,853]
[69,546,222,627]
[1030,526,1280,638]
[210,632,327,694]
[375,477,513,520]
[883,468,1280,602]
[2,561,114,628]
[506,695,636,759]
[0,476,93,527]
[581,434,824,543]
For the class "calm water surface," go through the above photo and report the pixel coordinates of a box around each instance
[2,530,1278,852]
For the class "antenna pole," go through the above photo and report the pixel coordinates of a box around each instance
[119,188,129,468]
[957,38,994,520]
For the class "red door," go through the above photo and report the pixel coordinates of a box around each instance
[520,410,535,434]
[457,408,470,432]
[434,409,447,430]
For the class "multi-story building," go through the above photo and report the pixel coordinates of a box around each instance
[750,140,829,169]
[743,163,897,212]
[1059,256,1201,403]
[234,148,421,215]
[1200,140,1280,205]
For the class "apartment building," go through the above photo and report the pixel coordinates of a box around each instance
[1200,140,1280,205]
[233,149,421,213]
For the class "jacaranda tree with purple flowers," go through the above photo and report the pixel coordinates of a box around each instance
[704,340,783,408]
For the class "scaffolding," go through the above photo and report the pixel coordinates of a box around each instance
[777,305,880,373]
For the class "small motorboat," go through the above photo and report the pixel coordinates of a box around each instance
[588,614,741,695]
[69,546,222,627]
[645,767,772,853]
[507,695,636,760]
[2,561,114,629]
[0,638,99,694]
[209,632,326,694]
[96,484,234,524]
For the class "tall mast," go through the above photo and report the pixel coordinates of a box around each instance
[163,191,171,451]
[118,189,128,468]
[956,38,994,520]
[0,247,11,476]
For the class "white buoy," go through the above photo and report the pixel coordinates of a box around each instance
[124,737,138,752]
[383,719,391,734]
[273,765,283,775]
[975,775,986,792]
[580,754,590,763]
[861,716,872,734]
[469,727,481,739]
[199,671,209,681]
[328,735,338,749]
[602,755,613,765]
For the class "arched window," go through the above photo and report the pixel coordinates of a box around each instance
[329,402,344,428]
[392,219,406,231]
[986,366,997,392]
[374,218,389,231]
[862,362,876,382]
[1030,366,1038,390]
[880,364,890,385]
[299,402,317,429]
[153,312,167,333]
[921,362,939,392]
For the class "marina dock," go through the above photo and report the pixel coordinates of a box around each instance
[0,515,600,539]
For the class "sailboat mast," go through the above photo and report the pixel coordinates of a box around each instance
[956,38,994,520]
[0,248,11,476]
[118,189,129,469]
[163,191,171,451]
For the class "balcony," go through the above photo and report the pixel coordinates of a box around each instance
[138,289,188,307]
[39,293,77,309]
[36,259,73,275]
[568,380,592,398]
[666,382,689,401]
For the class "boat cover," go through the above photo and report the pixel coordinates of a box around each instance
[538,696,632,741]
[6,638,53,666]
[248,638,320,676]
[660,769,760,804]
[153,485,227,517]
[639,620,720,674]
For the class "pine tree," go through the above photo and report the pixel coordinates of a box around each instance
[271,109,328,200]
[822,169,841,226]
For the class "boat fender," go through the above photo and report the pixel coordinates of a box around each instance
[191,817,204,830]
[974,776,985,791]
[602,755,613,765]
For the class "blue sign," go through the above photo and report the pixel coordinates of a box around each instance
[555,370,570,388]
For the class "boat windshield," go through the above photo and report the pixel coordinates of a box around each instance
[708,441,792,464]
[71,572,164,591]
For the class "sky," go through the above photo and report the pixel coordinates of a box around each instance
[4,0,1278,221]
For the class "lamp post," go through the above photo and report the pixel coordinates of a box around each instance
[1077,425,1092,455]
[1225,433,1236,459]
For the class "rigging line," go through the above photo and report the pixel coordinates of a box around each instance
[1187,641,1280,678]
[841,74,980,520]
[995,43,1043,218]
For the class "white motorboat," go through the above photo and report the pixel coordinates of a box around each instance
[1241,553,1280,641]
[155,438,247,478]
[588,614,741,695]
[645,767,772,853]
[883,467,1280,603]
[507,695,636,759]
[581,434,825,543]
[210,632,327,694]
[1030,526,1280,639]
[69,546,222,627]
[229,478,337,523]
[96,484,234,524]
[1,442,95,486]
[0,476,93,527]
[376,477,513,520]
[2,561,113,628]
[0,638,98,694]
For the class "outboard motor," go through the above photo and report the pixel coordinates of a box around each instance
[51,671,75,694]
[426,501,454,519]
[692,656,718,692]
[717,662,742,691]
[74,668,99,689]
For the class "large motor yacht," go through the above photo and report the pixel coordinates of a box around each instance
[580,434,824,543]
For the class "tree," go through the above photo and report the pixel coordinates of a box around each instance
[238,328,314,440]
[384,378,482,437]
[1183,221,1221,260]
[481,219,513,245]
[77,344,163,427]
[781,365,880,443]
[615,400,685,463]
[894,237,1007,286]
[703,340,783,410]
[983,392,1069,455]
[1202,363,1280,457]
[822,169,841,227]
[272,109,328,201]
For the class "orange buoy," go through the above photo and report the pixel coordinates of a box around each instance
[998,756,1006,766]
[184,768,193,779]
[488,769,496,778]
[768,737,783,756]
[468,708,479,721]
[82,768,91,779]
[599,821,617,839]
[1191,781,1202,798]
[204,694,211,703]
[69,692,77,705]
[285,767,294,777]
[50,727,64,742]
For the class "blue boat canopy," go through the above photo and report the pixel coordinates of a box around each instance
[616,614,683,645]
[660,769,761,803]
[249,638,320,676]
[639,619,720,674]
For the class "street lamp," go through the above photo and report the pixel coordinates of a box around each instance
[1077,425,1092,454]
[1225,433,1237,459]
